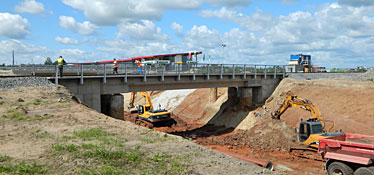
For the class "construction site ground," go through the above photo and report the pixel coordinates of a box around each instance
[125,74,374,174]
[1,72,374,174]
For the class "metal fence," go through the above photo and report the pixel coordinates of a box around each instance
[1,62,287,84]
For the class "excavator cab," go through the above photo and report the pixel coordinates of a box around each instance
[138,105,152,115]
[298,120,324,143]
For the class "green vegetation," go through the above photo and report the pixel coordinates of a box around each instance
[140,133,172,143]
[33,129,55,139]
[33,99,47,105]
[2,112,51,121]
[0,162,49,174]
[51,128,190,174]
[0,154,12,162]
[73,128,115,141]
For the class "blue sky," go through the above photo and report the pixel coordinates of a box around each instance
[0,0,374,68]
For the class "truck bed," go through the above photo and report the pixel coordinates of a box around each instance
[318,133,374,165]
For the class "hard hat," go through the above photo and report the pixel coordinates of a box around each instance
[59,56,62,58]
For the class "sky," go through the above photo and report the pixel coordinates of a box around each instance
[1,0,374,68]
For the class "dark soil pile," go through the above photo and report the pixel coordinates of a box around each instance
[196,118,298,152]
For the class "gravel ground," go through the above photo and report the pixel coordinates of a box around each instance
[0,77,54,90]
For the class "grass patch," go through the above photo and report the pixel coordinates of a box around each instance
[52,144,79,153]
[140,133,171,143]
[33,129,55,139]
[32,99,47,105]
[2,112,51,121]
[0,162,49,174]
[73,128,114,141]
[0,101,4,105]
[52,129,190,174]
[0,154,12,162]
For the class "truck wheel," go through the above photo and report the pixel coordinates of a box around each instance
[328,162,354,175]
[354,167,373,175]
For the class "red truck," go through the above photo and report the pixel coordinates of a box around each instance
[318,133,374,175]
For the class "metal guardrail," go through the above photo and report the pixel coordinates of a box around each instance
[1,62,287,85]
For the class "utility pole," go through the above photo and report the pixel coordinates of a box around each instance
[221,44,226,64]
[12,50,14,66]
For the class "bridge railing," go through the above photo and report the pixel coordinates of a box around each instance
[50,62,286,84]
[2,62,286,84]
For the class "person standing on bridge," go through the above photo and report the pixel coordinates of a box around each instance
[57,56,66,77]
[113,58,118,74]
[135,60,143,74]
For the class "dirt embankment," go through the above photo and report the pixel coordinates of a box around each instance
[264,78,374,135]
[166,78,374,175]
[0,86,264,175]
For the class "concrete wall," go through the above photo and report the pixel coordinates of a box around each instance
[252,78,281,104]
[109,94,124,120]
[287,72,362,80]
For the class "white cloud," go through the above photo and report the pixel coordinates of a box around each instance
[0,39,49,64]
[59,16,98,35]
[183,25,222,50]
[170,22,184,37]
[61,0,252,26]
[55,37,80,45]
[200,7,275,31]
[97,39,177,58]
[0,13,30,39]
[14,0,45,14]
[117,20,168,41]
[338,0,374,7]
[205,0,251,7]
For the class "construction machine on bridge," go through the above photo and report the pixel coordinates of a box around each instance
[128,91,172,128]
[272,95,344,152]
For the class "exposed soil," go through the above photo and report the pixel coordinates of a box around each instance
[3,76,374,175]
[0,86,264,175]
[131,78,374,175]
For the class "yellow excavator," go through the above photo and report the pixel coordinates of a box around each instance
[129,92,171,128]
[272,95,344,149]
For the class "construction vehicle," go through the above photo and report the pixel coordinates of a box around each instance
[272,95,344,149]
[318,133,374,175]
[128,92,172,128]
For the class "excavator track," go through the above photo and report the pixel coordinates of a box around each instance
[135,119,154,129]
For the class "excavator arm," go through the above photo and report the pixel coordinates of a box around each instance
[129,92,136,108]
[128,92,154,111]
[137,92,153,111]
[272,95,326,132]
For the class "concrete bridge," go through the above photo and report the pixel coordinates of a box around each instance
[42,63,286,114]
[0,62,285,115]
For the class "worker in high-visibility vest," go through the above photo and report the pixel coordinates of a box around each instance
[135,60,143,74]
[113,58,118,74]
[57,56,65,77]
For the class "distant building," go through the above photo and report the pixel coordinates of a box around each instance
[285,54,312,73]
[92,52,203,65]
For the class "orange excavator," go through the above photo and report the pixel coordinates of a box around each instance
[272,95,343,149]
[128,92,171,128]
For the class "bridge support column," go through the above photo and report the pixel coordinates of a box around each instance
[238,87,253,105]
[227,87,253,106]
[209,88,218,102]
[253,78,280,104]
[101,94,124,120]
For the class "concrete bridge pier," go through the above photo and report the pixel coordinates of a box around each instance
[228,78,280,106]
[101,94,124,120]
